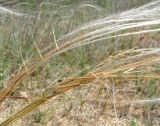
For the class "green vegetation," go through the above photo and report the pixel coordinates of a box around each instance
[130,118,137,126]
[32,110,45,124]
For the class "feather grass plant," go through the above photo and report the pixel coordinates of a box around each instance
[1,0,160,103]
[1,48,160,126]
[0,0,160,125]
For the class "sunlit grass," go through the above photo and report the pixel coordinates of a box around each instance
[0,0,160,126]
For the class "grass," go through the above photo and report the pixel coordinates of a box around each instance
[0,0,160,126]
[130,118,137,126]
